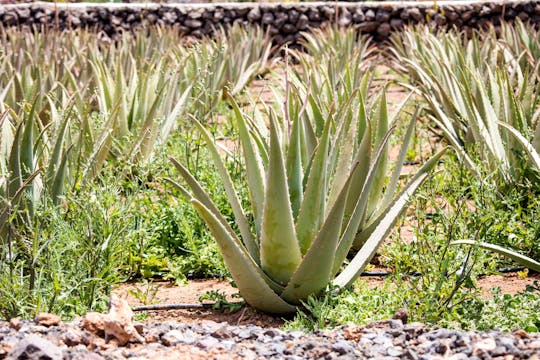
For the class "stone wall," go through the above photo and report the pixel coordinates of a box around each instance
[0,1,538,43]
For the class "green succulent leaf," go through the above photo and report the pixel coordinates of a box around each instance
[192,200,295,314]
[450,240,540,272]
[260,114,302,285]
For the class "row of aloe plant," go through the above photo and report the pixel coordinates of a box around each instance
[390,23,540,273]
[0,24,274,316]
[391,22,540,186]
[0,24,272,198]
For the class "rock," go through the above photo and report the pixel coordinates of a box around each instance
[62,328,84,347]
[145,13,158,24]
[390,18,404,29]
[296,14,308,30]
[480,5,492,16]
[103,295,144,346]
[307,9,320,21]
[34,313,61,327]
[288,9,299,23]
[162,11,177,24]
[184,19,202,29]
[261,12,274,25]
[6,334,62,360]
[375,10,390,22]
[213,9,224,21]
[474,337,497,352]
[448,354,469,360]
[15,7,30,20]
[405,7,423,21]
[194,337,219,349]
[2,12,19,26]
[212,325,233,339]
[282,23,296,34]
[365,9,376,21]
[353,9,365,22]
[518,11,529,20]
[387,346,403,357]
[376,22,391,37]
[357,21,379,33]
[247,7,260,22]
[162,329,184,346]
[338,9,352,27]
[189,9,204,20]
[446,11,460,22]
[81,312,106,336]
[529,340,540,350]
[320,6,335,19]
[461,10,474,21]
[267,25,280,36]
[331,340,355,355]
[274,12,288,28]
[9,318,22,331]
[67,14,81,27]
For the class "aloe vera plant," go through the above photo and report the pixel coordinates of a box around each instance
[291,25,373,107]
[177,23,274,117]
[169,87,444,313]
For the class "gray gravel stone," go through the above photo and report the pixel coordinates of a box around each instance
[247,7,260,22]
[332,339,356,355]
[161,329,184,346]
[6,334,62,360]
[261,12,274,25]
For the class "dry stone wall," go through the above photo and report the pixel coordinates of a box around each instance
[0,1,539,43]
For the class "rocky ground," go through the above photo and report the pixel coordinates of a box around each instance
[1,296,539,360]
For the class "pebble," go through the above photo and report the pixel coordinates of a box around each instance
[0,318,538,359]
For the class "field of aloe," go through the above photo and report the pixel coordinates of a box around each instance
[0,23,539,332]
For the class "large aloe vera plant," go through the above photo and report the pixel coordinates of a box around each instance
[169,88,444,313]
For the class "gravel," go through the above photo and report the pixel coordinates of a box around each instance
[1,317,539,359]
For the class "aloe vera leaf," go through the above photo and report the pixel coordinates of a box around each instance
[260,115,302,285]
[7,118,23,198]
[499,122,540,171]
[295,118,331,254]
[334,172,431,289]
[46,101,71,191]
[342,127,395,252]
[353,149,447,249]
[192,118,259,262]
[286,109,305,220]
[451,240,540,272]
[326,92,358,211]
[168,175,284,294]
[380,110,418,211]
[344,98,372,219]
[281,174,349,305]
[161,84,192,140]
[50,145,72,205]
[168,157,260,264]
[231,100,266,235]
[366,91,389,218]
[192,200,296,314]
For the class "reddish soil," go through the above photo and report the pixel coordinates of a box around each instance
[113,270,539,326]
[113,279,287,327]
